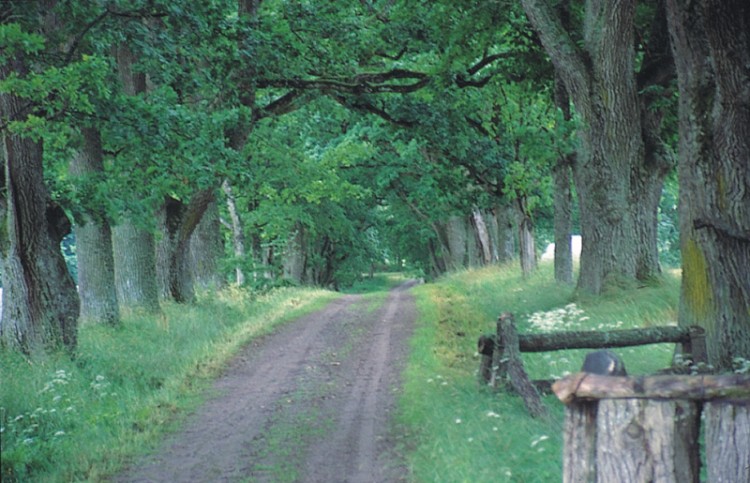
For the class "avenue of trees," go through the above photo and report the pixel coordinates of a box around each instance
[1,1,748,371]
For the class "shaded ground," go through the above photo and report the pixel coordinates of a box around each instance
[116,281,418,483]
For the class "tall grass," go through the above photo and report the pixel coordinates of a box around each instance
[396,262,680,482]
[0,286,337,482]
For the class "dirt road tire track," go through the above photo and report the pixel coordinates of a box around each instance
[116,280,418,483]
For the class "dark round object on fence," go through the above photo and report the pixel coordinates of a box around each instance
[581,350,627,376]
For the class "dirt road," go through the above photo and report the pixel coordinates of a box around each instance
[117,281,418,483]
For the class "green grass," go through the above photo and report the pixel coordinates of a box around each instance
[0,285,338,483]
[396,262,681,482]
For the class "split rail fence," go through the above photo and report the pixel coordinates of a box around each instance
[477,312,750,482]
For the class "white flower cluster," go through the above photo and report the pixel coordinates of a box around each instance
[527,303,586,332]
[3,369,77,448]
[90,374,116,397]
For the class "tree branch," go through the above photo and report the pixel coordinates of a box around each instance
[63,9,111,64]
[255,90,308,120]
[329,94,416,127]
[257,69,429,94]
[521,0,591,106]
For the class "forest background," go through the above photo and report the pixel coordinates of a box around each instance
[1,0,748,405]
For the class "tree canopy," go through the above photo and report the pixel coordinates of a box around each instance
[1,0,747,370]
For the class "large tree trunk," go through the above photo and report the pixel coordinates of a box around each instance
[1,61,79,352]
[156,189,215,303]
[111,42,160,313]
[189,200,224,292]
[517,199,537,277]
[492,204,516,263]
[522,0,665,294]
[444,216,468,270]
[283,225,308,284]
[222,180,246,285]
[113,220,160,314]
[552,76,574,284]
[666,0,750,370]
[471,209,493,265]
[70,128,119,325]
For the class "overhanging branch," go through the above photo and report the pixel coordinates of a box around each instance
[257,69,429,94]
[329,94,416,127]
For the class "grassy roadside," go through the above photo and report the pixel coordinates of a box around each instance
[396,262,680,482]
[0,286,338,482]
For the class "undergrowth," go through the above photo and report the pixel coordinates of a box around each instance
[0,286,337,482]
[396,262,680,482]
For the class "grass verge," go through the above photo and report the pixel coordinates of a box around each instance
[0,286,338,482]
[396,262,680,482]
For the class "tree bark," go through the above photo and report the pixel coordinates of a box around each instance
[552,75,574,284]
[471,209,492,265]
[516,199,537,277]
[189,200,224,292]
[444,216,468,270]
[70,128,119,325]
[222,180,246,285]
[0,61,79,352]
[111,42,160,313]
[113,220,160,314]
[522,0,666,294]
[492,204,516,262]
[156,189,215,303]
[665,0,750,370]
[283,224,308,284]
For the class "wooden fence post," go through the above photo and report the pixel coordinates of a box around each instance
[684,325,708,365]
[496,313,548,419]
[562,400,598,483]
[705,401,750,483]
[553,373,750,483]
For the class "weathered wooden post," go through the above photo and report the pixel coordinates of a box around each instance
[705,401,750,482]
[553,370,750,483]
[682,325,708,365]
[493,313,548,418]
[477,334,493,384]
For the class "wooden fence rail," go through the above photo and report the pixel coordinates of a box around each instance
[478,324,706,355]
[477,313,708,416]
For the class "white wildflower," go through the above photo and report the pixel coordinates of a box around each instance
[531,435,550,447]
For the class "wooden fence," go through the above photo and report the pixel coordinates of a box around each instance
[477,312,750,482]
[553,372,750,483]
